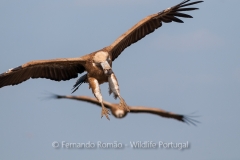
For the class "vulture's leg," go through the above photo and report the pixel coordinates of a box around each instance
[100,61,129,111]
[108,73,130,112]
[88,77,110,120]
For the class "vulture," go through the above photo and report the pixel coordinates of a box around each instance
[49,94,199,125]
[0,0,203,120]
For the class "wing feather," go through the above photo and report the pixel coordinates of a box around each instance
[108,0,203,61]
[0,57,87,88]
[170,12,193,18]
[180,1,203,7]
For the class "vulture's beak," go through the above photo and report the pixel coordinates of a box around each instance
[100,61,113,76]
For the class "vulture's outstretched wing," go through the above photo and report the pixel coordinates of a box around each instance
[130,106,199,125]
[0,57,87,88]
[51,94,114,109]
[108,0,203,61]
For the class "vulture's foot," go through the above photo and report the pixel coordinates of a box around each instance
[101,104,110,120]
[119,97,130,112]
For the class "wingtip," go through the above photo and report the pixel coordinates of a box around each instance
[39,91,64,101]
[180,0,204,8]
[182,115,200,126]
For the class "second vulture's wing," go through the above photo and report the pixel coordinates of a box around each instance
[130,106,199,125]
[51,94,114,109]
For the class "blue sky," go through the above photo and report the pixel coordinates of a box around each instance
[0,0,239,159]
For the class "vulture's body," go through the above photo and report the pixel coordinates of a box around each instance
[0,0,203,119]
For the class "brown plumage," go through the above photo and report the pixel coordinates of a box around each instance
[0,0,203,119]
[49,94,199,125]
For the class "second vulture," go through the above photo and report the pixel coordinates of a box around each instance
[49,94,199,125]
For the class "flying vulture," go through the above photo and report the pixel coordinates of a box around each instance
[0,0,203,119]
[49,94,198,125]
